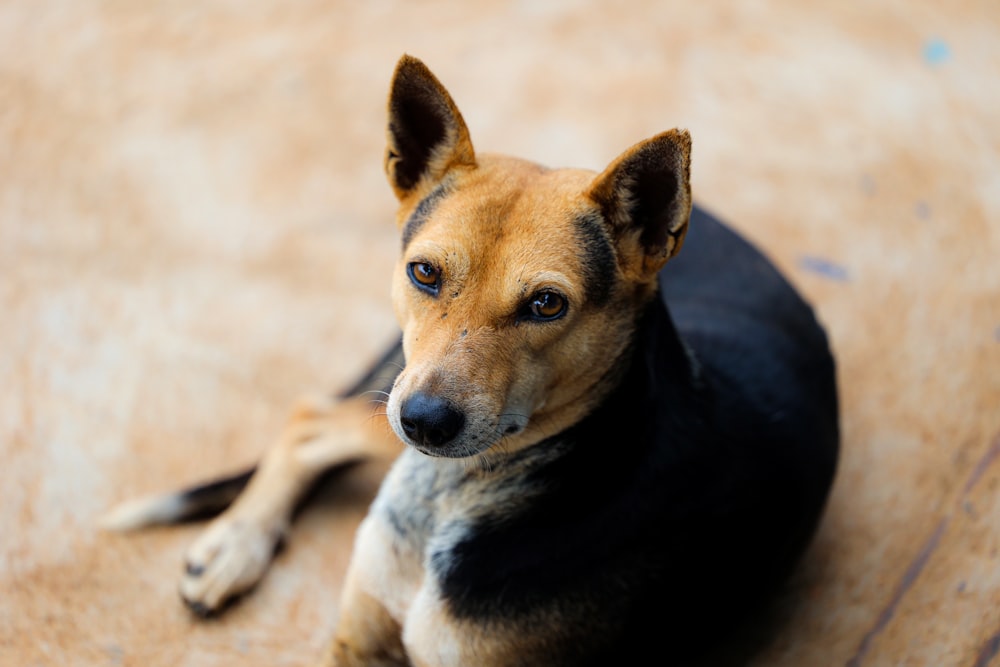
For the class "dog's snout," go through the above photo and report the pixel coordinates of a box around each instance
[400,393,466,448]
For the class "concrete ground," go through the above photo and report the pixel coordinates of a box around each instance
[2,1,998,665]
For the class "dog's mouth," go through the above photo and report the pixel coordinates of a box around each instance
[386,389,529,459]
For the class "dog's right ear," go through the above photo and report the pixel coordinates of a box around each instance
[385,55,476,203]
[586,130,692,284]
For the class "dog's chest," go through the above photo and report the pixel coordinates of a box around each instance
[372,450,491,556]
[363,448,545,620]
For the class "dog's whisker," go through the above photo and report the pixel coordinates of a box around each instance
[365,412,391,425]
[359,389,392,400]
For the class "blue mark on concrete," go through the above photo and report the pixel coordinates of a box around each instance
[861,174,877,196]
[994,326,1000,342]
[924,39,952,66]
[964,500,977,518]
[915,201,931,219]
[798,256,850,282]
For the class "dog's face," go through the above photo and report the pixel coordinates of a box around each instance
[389,159,630,459]
[383,56,692,459]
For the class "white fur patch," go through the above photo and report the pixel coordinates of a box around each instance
[99,492,185,531]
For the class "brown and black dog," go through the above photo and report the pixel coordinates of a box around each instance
[105,55,839,665]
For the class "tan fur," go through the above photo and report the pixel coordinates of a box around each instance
[179,395,401,611]
[385,55,476,206]
[324,56,692,665]
[323,554,408,667]
[319,445,580,667]
[157,54,692,663]
[386,158,629,458]
[587,130,693,280]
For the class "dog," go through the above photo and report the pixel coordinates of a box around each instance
[104,55,839,665]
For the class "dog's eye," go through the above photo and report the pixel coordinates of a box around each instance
[407,261,441,294]
[527,290,567,321]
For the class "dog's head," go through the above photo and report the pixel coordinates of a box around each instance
[383,55,692,459]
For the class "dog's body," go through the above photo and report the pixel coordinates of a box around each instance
[105,56,838,665]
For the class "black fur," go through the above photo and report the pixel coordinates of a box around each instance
[573,212,618,307]
[387,89,447,194]
[337,338,406,401]
[166,342,406,527]
[401,184,449,250]
[173,467,256,522]
[417,205,838,663]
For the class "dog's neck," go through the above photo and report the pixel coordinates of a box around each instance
[589,291,702,432]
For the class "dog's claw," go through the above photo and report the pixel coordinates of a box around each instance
[179,517,281,615]
[182,596,215,619]
[185,561,205,577]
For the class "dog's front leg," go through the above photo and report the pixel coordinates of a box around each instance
[321,573,408,667]
[319,518,412,667]
[179,395,401,614]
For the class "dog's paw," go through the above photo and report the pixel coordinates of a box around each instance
[179,516,282,615]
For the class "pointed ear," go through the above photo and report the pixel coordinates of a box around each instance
[385,55,476,202]
[586,130,692,280]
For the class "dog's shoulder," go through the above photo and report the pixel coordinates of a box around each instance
[663,206,839,446]
[663,205,829,350]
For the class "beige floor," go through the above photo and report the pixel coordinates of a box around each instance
[2,1,999,665]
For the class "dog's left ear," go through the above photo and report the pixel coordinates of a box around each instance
[587,130,692,281]
[385,55,476,203]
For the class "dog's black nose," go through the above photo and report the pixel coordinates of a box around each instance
[400,393,465,448]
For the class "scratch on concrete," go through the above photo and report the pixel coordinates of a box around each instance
[847,430,1000,666]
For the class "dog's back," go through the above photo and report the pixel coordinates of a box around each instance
[613,205,839,660]
[662,205,838,517]
[663,205,837,429]
[463,205,841,665]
